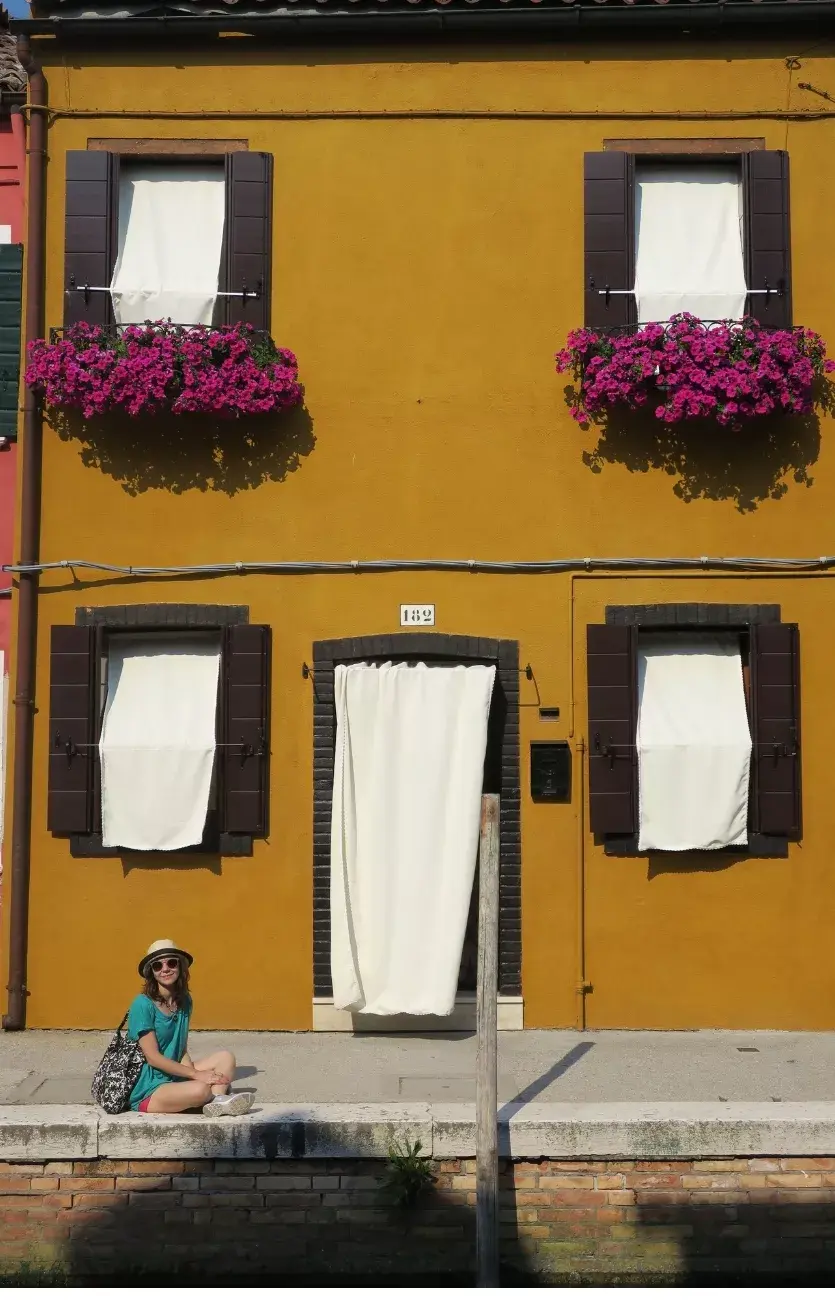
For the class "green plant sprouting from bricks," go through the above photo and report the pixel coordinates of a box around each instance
[383,1138,436,1208]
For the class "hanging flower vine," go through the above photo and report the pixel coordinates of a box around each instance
[556,315,833,429]
[25,321,303,419]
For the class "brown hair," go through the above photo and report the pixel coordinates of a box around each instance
[142,956,191,1009]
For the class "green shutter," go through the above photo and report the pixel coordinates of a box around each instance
[0,244,22,440]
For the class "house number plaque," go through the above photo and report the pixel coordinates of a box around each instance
[400,604,435,627]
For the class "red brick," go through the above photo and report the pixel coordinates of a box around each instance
[61,1178,115,1193]
[127,1192,180,1207]
[681,1175,739,1190]
[596,1175,624,1190]
[255,1176,312,1191]
[73,1161,131,1175]
[513,1192,555,1206]
[549,1191,607,1207]
[606,1191,637,1205]
[539,1176,595,1190]
[691,1160,750,1173]
[266,1193,323,1208]
[780,1159,835,1172]
[163,1209,193,1224]
[72,1194,129,1209]
[199,1176,256,1191]
[0,1179,34,1195]
[127,1161,184,1175]
[625,1174,683,1189]
[42,1195,73,1210]
[206,1194,264,1208]
[114,1177,172,1192]
[765,1174,822,1188]
[27,1178,60,1193]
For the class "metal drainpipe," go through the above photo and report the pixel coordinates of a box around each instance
[3,37,46,1031]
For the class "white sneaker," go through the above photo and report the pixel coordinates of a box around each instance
[202,1091,254,1118]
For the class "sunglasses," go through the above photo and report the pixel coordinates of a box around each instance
[151,957,180,974]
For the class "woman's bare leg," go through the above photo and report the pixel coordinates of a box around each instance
[144,1080,213,1114]
[191,1049,237,1097]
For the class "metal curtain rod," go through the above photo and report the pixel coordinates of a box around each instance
[69,286,259,300]
[598,288,778,296]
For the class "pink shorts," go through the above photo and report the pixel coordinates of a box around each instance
[138,1097,151,1113]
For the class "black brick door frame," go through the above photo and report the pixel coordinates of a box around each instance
[312,634,521,999]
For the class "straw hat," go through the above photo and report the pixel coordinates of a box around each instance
[138,939,194,978]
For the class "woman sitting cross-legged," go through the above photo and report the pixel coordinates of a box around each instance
[128,939,253,1117]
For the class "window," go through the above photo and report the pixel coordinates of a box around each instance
[634,163,746,324]
[63,149,273,331]
[586,606,801,858]
[584,149,792,329]
[47,607,271,857]
[111,163,226,326]
[98,632,222,852]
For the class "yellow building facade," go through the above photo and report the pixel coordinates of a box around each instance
[4,6,835,1031]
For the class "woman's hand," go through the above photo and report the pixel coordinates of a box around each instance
[194,1068,229,1086]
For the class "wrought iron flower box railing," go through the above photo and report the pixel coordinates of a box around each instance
[27,321,303,420]
[556,314,831,429]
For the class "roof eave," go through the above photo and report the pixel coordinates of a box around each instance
[15,2,835,40]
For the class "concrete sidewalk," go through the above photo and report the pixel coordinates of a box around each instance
[2,1028,835,1106]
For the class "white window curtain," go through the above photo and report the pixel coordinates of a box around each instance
[110,165,226,326]
[637,635,752,853]
[100,635,221,852]
[330,662,496,1016]
[634,164,748,324]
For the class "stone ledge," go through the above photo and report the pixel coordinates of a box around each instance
[6,1101,835,1162]
[435,1101,835,1159]
[98,1103,432,1160]
[0,1106,98,1160]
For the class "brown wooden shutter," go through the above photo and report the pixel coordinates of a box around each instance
[221,625,271,836]
[587,624,637,836]
[750,623,801,839]
[743,151,792,328]
[223,152,273,331]
[584,152,636,330]
[64,151,118,328]
[48,626,97,834]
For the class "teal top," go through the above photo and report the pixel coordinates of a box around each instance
[127,993,192,1111]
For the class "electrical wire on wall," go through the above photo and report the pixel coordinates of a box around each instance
[4,555,835,579]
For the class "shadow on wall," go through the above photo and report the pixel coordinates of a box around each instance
[574,399,827,514]
[52,404,316,497]
[46,1150,835,1286]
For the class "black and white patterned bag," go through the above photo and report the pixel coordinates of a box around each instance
[91,1012,145,1114]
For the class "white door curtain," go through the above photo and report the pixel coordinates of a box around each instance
[634,164,748,324]
[100,635,221,852]
[110,165,226,326]
[637,634,752,853]
[330,661,496,1016]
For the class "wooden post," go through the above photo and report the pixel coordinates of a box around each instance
[476,793,500,1288]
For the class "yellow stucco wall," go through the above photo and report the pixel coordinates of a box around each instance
[5,35,835,1028]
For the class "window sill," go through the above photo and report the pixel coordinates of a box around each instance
[603,833,788,859]
[69,833,253,858]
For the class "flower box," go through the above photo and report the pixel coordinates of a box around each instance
[25,321,303,419]
[556,315,831,429]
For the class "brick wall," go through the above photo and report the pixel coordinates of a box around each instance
[1,1155,835,1282]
